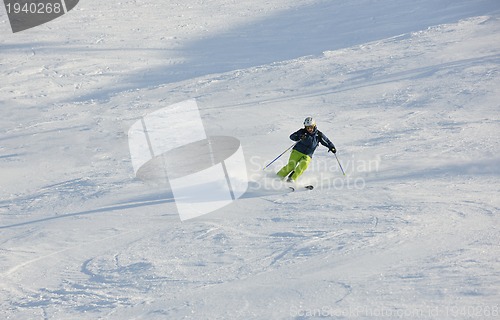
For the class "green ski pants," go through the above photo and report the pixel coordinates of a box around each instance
[277,149,311,181]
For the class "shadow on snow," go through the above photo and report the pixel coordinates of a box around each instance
[71,0,500,102]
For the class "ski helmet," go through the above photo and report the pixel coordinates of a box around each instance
[304,117,316,127]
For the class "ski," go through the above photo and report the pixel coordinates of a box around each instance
[288,185,314,192]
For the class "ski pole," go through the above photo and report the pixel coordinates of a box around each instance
[334,153,346,176]
[263,142,297,170]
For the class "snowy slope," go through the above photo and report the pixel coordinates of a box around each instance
[1,0,499,319]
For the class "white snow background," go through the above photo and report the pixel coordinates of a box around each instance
[1,0,499,319]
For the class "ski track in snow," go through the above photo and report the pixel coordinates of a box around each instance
[1,0,499,318]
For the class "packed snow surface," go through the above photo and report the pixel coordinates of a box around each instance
[1,0,499,319]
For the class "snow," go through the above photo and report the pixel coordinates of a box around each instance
[1,0,499,318]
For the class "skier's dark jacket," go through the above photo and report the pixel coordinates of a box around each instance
[290,127,336,157]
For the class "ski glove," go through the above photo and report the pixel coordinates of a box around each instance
[329,147,337,154]
[300,134,307,140]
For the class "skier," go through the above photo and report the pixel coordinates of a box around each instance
[277,117,337,182]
